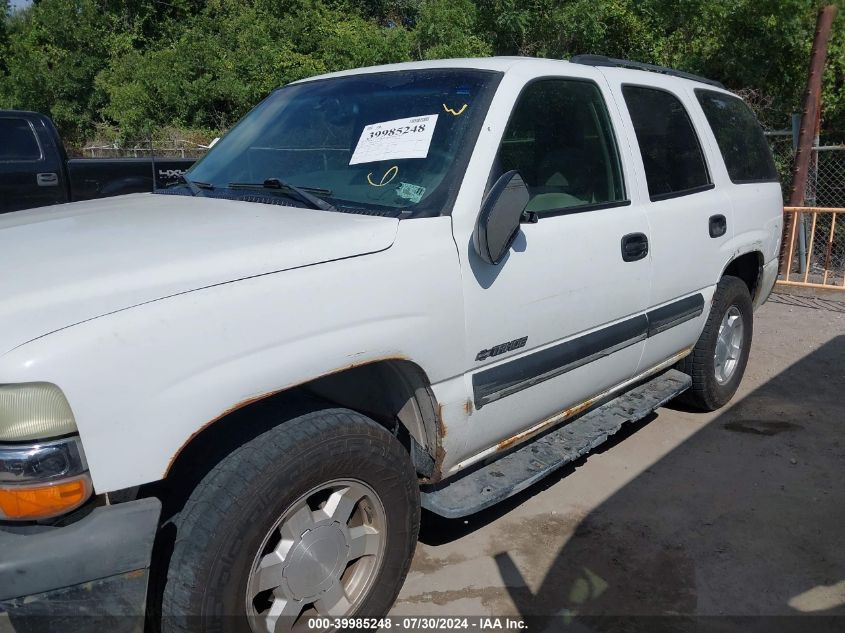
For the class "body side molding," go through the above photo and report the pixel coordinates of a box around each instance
[472,293,704,407]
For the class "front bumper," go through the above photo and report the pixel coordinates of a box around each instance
[0,497,161,633]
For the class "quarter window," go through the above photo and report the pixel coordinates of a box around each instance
[695,89,779,183]
[622,86,711,201]
[0,118,42,161]
[492,79,626,215]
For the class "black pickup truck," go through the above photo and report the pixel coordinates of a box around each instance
[0,110,196,213]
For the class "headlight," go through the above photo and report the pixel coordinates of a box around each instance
[0,384,93,521]
[0,382,77,441]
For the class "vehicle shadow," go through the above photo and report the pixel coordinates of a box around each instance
[425,336,845,632]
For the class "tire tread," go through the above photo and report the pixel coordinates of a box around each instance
[676,275,752,411]
[161,408,419,632]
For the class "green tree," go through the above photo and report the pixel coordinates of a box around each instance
[1,0,843,143]
[636,0,823,127]
[414,0,491,59]
[0,3,8,75]
[95,0,413,137]
[476,0,654,59]
[0,0,115,142]
[820,7,844,137]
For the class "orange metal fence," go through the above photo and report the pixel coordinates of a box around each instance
[779,206,845,289]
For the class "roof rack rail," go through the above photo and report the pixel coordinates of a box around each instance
[570,54,725,89]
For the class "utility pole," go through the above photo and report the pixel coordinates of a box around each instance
[780,4,838,272]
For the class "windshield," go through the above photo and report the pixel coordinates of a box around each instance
[175,69,501,217]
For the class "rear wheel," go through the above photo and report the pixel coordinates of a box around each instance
[161,408,420,633]
[676,275,753,411]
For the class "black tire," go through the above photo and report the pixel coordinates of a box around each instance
[160,407,420,632]
[676,275,753,411]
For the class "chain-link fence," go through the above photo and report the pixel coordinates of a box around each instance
[766,133,796,201]
[82,140,210,159]
[806,146,845,207]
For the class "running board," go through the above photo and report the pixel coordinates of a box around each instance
[420,369,691,518]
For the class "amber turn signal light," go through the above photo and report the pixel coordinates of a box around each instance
[0,476,92,521]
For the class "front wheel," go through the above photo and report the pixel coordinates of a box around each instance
[676,275,753,411]
[161,408,420,633]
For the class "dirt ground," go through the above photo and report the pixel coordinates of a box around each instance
[391,293,845,631]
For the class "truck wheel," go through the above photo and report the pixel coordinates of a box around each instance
[676,275,753,411]
[161,408,420,632]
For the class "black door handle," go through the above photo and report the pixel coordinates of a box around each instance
[621,232,649,262]
[709,214,727,238]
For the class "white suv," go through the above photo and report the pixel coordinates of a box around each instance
[0,56,782,631]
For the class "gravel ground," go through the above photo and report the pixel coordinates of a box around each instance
[392,293,845,631]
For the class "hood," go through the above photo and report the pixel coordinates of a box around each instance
[0,193,398,354]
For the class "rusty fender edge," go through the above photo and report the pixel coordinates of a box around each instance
[0,497,160,629]
[163,354,413,479]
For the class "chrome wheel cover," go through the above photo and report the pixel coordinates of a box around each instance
[714,305,744,385]
[246,479,386,633]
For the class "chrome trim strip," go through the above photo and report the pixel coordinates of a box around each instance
[0,435,88,484]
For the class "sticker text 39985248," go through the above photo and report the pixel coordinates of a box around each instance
[349,114,438,165]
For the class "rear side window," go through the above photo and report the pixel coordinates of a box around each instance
[695,89,779,183]
[622,86,711,201]
[0,118,42,161]
[492,78,626,215]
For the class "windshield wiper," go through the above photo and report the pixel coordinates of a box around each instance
[227,178,336,211]
[176,174,213,196]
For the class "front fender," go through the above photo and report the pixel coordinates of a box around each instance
[0,218,465,492]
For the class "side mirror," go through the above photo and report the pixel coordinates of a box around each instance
[473,171,531,265]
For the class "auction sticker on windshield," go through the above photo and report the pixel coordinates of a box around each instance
[350,114,438,165]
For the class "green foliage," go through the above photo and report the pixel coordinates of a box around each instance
[415,0,491,59]
[824,10,845,137]
[95,0,413,137]
[0,2,9,69]
[0,0,843,142]
[636,0,822,127]
[0,0,115,142]
[476,0,655,59]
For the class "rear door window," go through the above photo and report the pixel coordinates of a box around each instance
[695,89,779,183]
[492,78,627,215]
[0,118,42,161]
[622,86,712,201]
